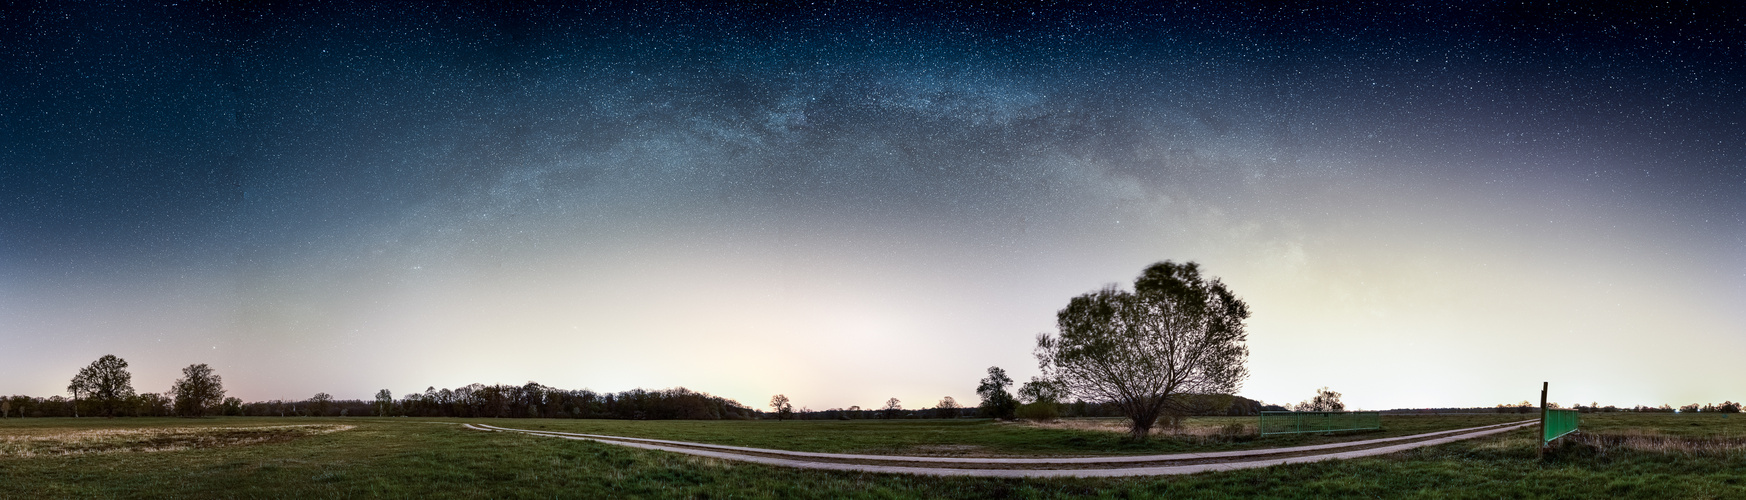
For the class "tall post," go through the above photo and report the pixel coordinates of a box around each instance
[1538,382,1548,458]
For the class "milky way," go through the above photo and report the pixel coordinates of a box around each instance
[2,3,1742,409]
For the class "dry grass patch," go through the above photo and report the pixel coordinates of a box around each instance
[0,424,352,458]
[1570,428,1746,457]
[1020,417,1258,443]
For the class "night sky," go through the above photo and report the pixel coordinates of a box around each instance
[3,2,1742,410]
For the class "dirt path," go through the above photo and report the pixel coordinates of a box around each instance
[466,420,1536,477]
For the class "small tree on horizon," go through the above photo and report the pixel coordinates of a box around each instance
[882,398,902,419]
[936,396,961,418]
[976,367,1018,420]
[221,397,243,416]
[375,389,394,416]
[769,394,793,421]
[169,364,225,418]
[311,393,334,417]
[1295,387,1345,412]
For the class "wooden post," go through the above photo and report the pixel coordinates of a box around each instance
[1538,381,1548,458]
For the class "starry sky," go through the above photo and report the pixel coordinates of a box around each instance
[2,2,1742,411]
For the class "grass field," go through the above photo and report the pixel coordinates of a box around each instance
[3,414,1743,498]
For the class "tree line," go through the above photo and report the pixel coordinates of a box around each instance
[0,354,758,420]
[0,356,234,418]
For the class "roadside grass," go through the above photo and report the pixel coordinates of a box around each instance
[1,414,1741,499]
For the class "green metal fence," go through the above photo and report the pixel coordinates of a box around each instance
[1542,408,1579,444]
[1259,411,1382,436]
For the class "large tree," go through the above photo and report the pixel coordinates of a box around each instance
[169,363,226,417]
[1035,261,1250,440]
[69,354,136,418]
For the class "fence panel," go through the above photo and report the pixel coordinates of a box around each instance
[1542,408,1579,444]
[1259,411,1382,436]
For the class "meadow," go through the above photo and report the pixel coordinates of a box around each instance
[2,413,1742,498]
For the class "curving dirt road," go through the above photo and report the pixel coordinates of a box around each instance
[466,420,1536,477]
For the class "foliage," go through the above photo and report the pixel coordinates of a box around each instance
[934,396,961,419]
[1296,387,1345,412]
[1015,402,1060,421]
[383,384,755,420]
[310,393,334,417]
[769,394,793,421]
[374,390,393,416]
[975,366,1018,420]
[220,397,244,416]
[882,398,903,420]
[1017,377,1065,405]
[1036,261,1250,440]
[168,364,225,418]
[68,355,135,418]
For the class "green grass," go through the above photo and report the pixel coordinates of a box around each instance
[1,414,1742,499]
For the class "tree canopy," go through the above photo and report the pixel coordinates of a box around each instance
[1296,387,1345,412]
[1035,260,1250,440]
[769,394,793,421]
[69,354,135,418]
[169,364,225,417]
[975,366,1018,420]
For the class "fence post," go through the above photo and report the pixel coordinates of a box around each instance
[1538,381,1548,458]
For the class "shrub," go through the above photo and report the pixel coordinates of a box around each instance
[1015,402,1059,421]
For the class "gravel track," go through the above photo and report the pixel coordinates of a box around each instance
[466,420,1536,477]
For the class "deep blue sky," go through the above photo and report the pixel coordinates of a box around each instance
[3,2,1742,410]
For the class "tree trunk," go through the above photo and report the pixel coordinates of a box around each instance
[1128,408,1159,441]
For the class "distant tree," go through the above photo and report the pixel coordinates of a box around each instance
[66,379,81,418]
[169,364,225,417]
[935,396,961,418]
[311,393,334,416]
[1720,401,1741,414]
[1015,377,1065,422]
[1035,261,1251,440]
[136,393,169,417]
[1017,377,1065,405]
[221,397,244,416]
[69,355,136,418]
[882,398,902,419]
[769,394,793,421]
[1,399,9,418]
[1295,387,1345,412]
[375,389,394,417]
[976,367,1018,420]
[1679,403,1700,413]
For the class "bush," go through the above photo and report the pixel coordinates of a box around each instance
[1015,402,1059,421]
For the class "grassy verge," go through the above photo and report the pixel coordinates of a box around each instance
[1,414,1740,499]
